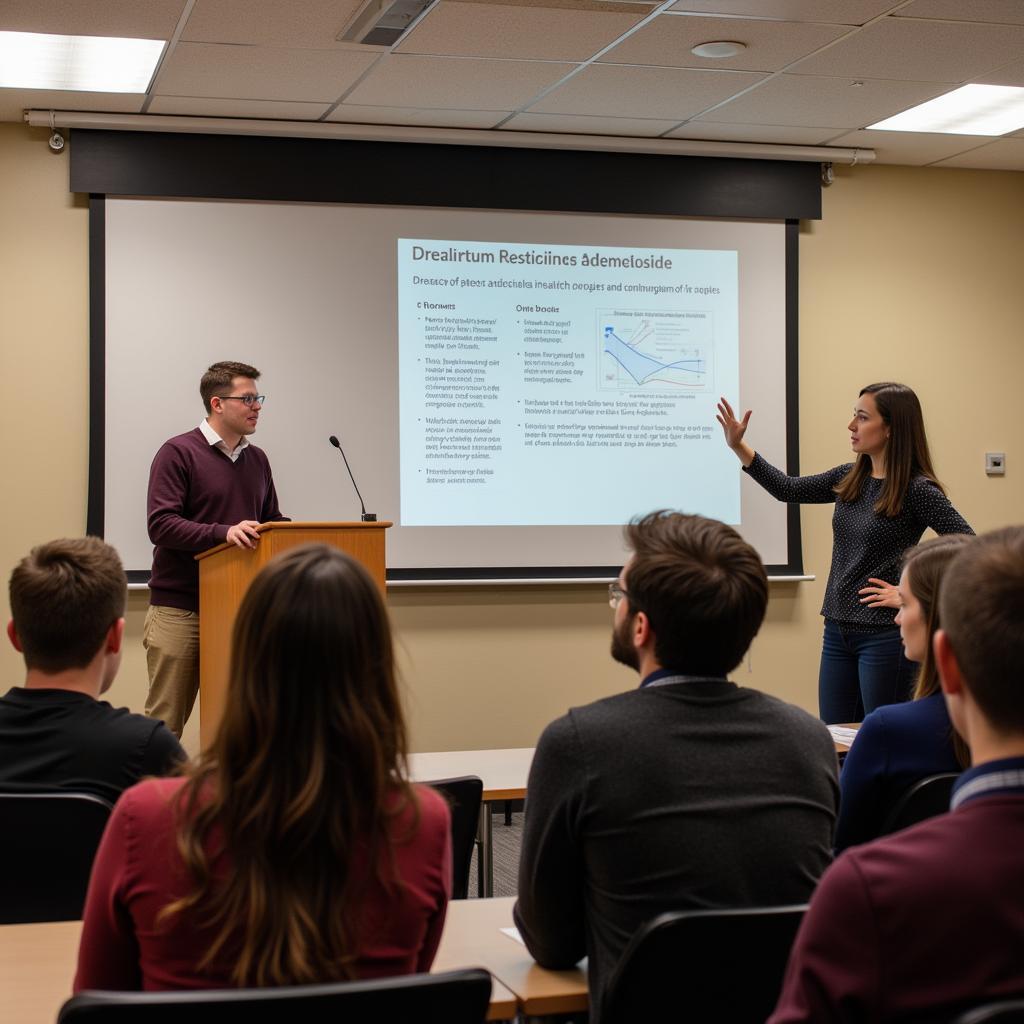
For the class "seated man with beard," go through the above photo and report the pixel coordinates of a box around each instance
[514,511,838,1024]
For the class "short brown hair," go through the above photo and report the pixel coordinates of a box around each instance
[939,526,1024,732]
[624,511,768,676]
[9,537,127,672]
[200,361,260,413]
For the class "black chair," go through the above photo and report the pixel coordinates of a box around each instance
[0,790,113,924]
[956,1000,1024,1023]
[425,775,483,899]
[602,904,808,1024]
[58,968,492,1023]
[878,772,959,837]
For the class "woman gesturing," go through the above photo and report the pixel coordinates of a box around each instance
[717,383,972,723]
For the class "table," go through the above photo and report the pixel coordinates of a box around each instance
[0,904,530,1023]
[434,896,588,1018]
[409,748,534,897]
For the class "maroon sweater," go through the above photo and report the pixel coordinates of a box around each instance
[147,428,285,611]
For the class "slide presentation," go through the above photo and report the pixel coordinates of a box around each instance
[398,239,739,527]
[100,198,794,578]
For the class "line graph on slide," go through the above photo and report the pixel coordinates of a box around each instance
[598,308,713,393]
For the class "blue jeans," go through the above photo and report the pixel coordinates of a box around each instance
[818,620,917,724]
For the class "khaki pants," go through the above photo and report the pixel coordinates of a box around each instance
[143,605,199,739]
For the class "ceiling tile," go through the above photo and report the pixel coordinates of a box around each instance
[0,87,144,122]
[344,55,576,110]
[665,1,899,25]
[894,0,1024,26]
[976,59,1024,88]
[665,120,839,143]
[789,17,1024,82]
[931,137,1024,169]
[182,0,365,48]
[501,111,679,135]
[147,96,330,119]
[0,0,184,39]
[396,1,647,62]
[529,64,766,119]
[826,128,997,165]
[326,104,508,128]
[700,74,951,127]
[153,42,380,102]
[601,14,848,71]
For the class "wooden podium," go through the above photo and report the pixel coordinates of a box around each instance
[195,521,392,749]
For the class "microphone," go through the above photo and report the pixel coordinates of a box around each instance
[328,435,377,522]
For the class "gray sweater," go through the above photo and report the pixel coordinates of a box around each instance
[513,679,838,1024]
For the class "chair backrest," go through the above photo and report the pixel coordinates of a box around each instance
[0,790,113,924]
[879,772,959,837]
[602,904,808,1024]
[424,776,483,900]
[59,967,492,1023]
[956,1001,1024,1024]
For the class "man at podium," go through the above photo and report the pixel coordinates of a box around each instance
[143,361,288,737]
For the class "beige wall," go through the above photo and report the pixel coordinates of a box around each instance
[2,123,1021,756]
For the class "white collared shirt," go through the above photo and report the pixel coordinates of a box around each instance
[199,419,250,463]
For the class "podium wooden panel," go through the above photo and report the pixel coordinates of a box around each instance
[195,521,391,749]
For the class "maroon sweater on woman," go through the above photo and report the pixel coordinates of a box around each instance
[147,428,285,611]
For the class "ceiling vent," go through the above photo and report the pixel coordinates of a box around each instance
[338,0,437,46]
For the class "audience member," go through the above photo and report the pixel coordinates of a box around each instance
[1,538,184,804]
[75,545,451,990]
[514,511,838,1024]
[771,526,1024,1022]
[835,534,971,851]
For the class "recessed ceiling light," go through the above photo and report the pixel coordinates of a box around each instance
[868,84,1024,136]
[690,41,746,60]
[0,31,165,93]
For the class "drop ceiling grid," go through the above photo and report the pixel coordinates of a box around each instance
[787,17,1024,82]
[393,1,650,62]
[151,41,381,102]
[689,74,953,127]
[341,54,579,110]
[148,96,333,119]
[526,64,767,119]
[664,120,842,144]
[325,103,509,128]
[179,0,366,48]
[825,128,1004,165]
[0,88,144,123]
[933,136,1024,169]
[665,1,907,25]
[893,0,1024,27]
[500,111,681,136]
[597,14,852,71]
[0,0,186,39]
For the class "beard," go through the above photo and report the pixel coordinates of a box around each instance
[610,613,639,671]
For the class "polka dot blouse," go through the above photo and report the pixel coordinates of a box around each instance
[744,453,974,629]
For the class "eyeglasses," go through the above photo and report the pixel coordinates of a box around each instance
[217,394,265,407]
[608,581,628,608]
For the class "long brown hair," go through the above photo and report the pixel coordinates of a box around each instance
[162,544,415,986]
[834,382,944,516]
[903,535,973,767]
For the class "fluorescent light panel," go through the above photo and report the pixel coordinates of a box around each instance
[868,84,1024,136]
[0,31,165,93]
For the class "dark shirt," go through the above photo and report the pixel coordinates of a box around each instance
[0,688,185,805]
[835,691,960,851]
[513,677,838,1024]
[744,453,972,628]
[147,428,286,611]
[770,757,1024,1024]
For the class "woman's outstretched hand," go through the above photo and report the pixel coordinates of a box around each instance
[716,398,755,466]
